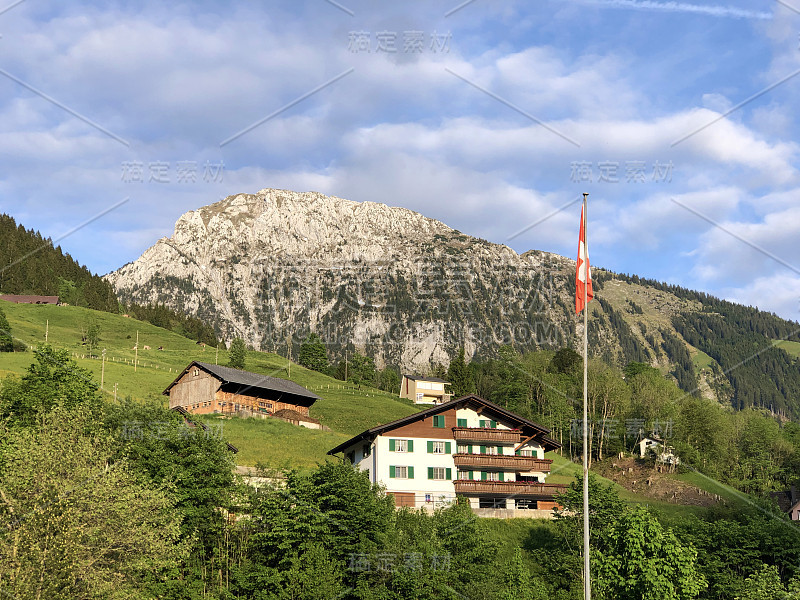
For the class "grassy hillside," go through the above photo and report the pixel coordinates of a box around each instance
[1,300,761,507]
[0,300,419,468]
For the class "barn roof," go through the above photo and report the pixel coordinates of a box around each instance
[0,294,59,304]
[163,361,321,402]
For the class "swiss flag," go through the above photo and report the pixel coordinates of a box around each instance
[575,204,593,313]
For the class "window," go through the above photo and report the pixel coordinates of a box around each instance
[457,418,467,427]
[427,467,452,480]
[457,444,470,454]
[458,470,473,480]
[390,466,414,479]
[479,498,506,509]
[516,448,534,457]
[363,444,371,458]
[479,419,498,428]
[389,439,413,452]
[347,451,355,464]
[480,471,503,481]
[427,441,451,454]
[480,445,497,455]
[432,415,445,428]
[193,368,199,377]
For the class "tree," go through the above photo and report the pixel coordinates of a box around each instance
[500,547,548,600]
[594,507,706,600]
[588,361,630,464]
[86,321,100,357]
[377,365,400,393]
[0,345,102,427]
[0,407,185,599]
[0,305,13,351]
[447,346,475,398]
[228,337,246,370]
[298,332,328,372]
[549,347,582,377]
[348,352,376,388]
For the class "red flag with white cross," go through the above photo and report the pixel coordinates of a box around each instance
[575,204,593,313]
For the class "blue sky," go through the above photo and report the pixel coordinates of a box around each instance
[1,0,799,320]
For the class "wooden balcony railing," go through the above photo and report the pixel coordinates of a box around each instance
[453,480,566,498]
[452,427,521,444]
[452,453,552,472]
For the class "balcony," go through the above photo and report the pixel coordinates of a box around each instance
[452,427,521,444]
[453,453,552,472]
[453,480,567,498]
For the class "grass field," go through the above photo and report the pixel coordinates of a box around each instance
[691,348,715,371]
[776,339,800,359]
[0,300,419,464]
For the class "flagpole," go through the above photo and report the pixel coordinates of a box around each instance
[582,192,591,600]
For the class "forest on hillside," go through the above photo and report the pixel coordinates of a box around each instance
[0,214,217,346]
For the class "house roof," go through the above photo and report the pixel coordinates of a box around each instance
[163,361,321,401]
[328,394,560,455]
[770,486,800,513]
[402,374,450,383]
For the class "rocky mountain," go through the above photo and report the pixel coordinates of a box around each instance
[107,188,800,416]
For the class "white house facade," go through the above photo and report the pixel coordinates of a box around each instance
[328,395,565,516]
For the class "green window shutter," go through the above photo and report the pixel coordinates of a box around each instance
[427,441,434,453]
[445,442,451,454]
[497,446,503,456]
[407,440,414,452]
[480,445,486,454]
[408,466,414,479]
[499,472,504,482]
[491,420,497,429]
[468,471,473,480]
[446,468,452,480]
[468,445,473,454]
[457,418,467,427]
[481,471,487,481]
[515,449,520,456]
[479,420,486,427]
[389,439,395,451]
[428,467,434,480]
[390,465,396,478]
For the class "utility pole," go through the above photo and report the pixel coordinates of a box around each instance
[287,334,291,377]
[216,343,219,365]
[101,348,106,390]
[134,331,139,372]
[344,351,348,382]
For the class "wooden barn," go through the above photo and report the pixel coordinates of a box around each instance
[163,361,320,417]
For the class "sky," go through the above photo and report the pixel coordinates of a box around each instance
[1,0,799,321]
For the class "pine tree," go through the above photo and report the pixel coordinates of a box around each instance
[228,338,247,370]
[447,346,475,399]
